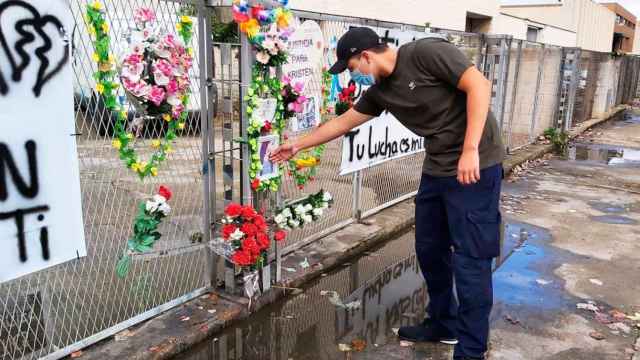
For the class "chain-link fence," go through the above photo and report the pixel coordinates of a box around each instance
[4,1,640,359]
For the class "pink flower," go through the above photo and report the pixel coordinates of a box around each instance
[121,62,145,82]
[162,34,179,49]
[154,59,173,76]
[282,75,291,85]
[297,95,307,104]
[256,51,270,65]
[166,78,179,94]
[172,104,185,118]
[134,8,156,25]
[293,82,304,93]
[122,78,151,98]
[147,85,166,106]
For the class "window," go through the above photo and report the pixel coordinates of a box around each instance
[527,26,539,42]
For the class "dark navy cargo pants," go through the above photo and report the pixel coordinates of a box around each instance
[415,164,502,359]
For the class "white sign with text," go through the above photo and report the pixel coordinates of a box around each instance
[0,0,86,283]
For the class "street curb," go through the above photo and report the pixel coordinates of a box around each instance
[75,105,628,360]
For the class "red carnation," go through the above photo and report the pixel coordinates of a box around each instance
[158,186,172,201]
[348,83,356,93]
[225,203,243,217]
[251,178,261,190]
[253,215,267,232]
[274,230,287,242]
[241,206,257,220]
[222,224,237,240]
[232,249,252,266]
[256,232,270,250]
[242,237,260,256]
[241,223,258,237]
[262,121,272,133]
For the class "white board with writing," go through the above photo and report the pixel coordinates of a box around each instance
[283,20,324,132]
[0,0,86,283]
[339,112,425,175]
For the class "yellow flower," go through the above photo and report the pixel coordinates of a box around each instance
[131,162,142,172]
[178,122,185,130]
[108,54,115,64]
[180,15,192,25]
[120,110,127,118]
[101,22,109,33]
[91,1,102,10]
[151,139,161,148]
[126,133,134,140]
[240,19,260,38]
[296,157,318,168]
[92,52,100,62]
[89,26,97,37]
[276,9,292,29]
[176,23,183,32]
[164,145,174,153]
[187,47,193,56]
[150,167,158,177]
[95,83,105,94]
[162,114,172,122]
[112,139,122,149]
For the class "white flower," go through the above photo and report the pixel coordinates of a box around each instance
[256,51,270,65]
[221,218,228,224]
[121,63,145,82]
[312,208,323,217]
[282,208,293,218]
[263,39,277,54]
[319,202,329,209]
[274,39,287,52]
[294,204,306,215]
[304,204,313,212]
[153,43,171,58]
[153,70,170,86]
[230,228,245,241]
[158,203,171,216]
[153,194,167,203]
[288,219,300,228]
[167,94,182,106]
[274,214,287,225]
[322,191,333,202]
[302,214,313,224]
[145,200,159,213]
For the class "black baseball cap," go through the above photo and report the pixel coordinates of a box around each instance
[329,27,382,74]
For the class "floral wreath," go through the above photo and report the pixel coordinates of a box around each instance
[86,2,193,180]
[116,186,173,278]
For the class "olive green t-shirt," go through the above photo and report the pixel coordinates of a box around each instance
[353,38,505,177]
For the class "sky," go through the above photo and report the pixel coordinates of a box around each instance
[598,0,640,18]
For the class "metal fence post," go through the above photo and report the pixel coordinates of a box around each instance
[529,44,546,142]
[496,35,513,133]
[506,40,523,152]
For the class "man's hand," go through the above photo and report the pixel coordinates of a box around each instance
[457,148,480,185]
[270,143,299,163]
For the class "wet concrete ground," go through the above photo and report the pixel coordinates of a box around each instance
[172,111,640,359]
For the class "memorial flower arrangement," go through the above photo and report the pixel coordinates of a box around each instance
[280,75,308,119]
[335,83,356,116]
[273,190,333,231]
[116,186,173,278]
[221,203,286,269]
[86,2,193,179]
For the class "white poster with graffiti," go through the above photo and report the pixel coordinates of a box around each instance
[339,113,426,175]
[0,0,86,283]
[283,20,324,132]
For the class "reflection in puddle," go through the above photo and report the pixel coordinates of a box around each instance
[590,214,638,225]
[174,234,426,360]
[567,143,640,165]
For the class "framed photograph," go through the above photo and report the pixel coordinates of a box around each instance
[290,96,320,132]
[258,135,279,180]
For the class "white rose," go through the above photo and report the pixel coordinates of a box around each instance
[288,219,300,228]
[282,208,293,218]
[274,214,286,225]
[158,203,171,216]
[302,214,313,224]
[153,194,167,204]
[294,205,306,215]
[230,229,245,241]
[256,51,270,65]
[145,200,159,213]
[304,204,313,212]
[312,208,323,217]
[320,202,329,209]
[322,191,333,202]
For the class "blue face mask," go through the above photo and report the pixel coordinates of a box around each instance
[350,69,376,86]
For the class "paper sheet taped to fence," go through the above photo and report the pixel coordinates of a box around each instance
[339,112,425,175]
[0,0,86,283]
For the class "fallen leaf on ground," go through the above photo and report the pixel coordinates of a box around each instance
[589,331,606,340]
[589,279,604,286]
[338,343,352,352]
[351,339,366,351]
[504,314,521,326]
[208,309,217,314]
[609,310,627,322]
[70,351,83,358]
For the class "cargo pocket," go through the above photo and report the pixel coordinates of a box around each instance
[464,210,501,259]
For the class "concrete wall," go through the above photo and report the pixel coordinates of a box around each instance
[501,0,615,52]
[289,0,500,31]
[493,13,576,47]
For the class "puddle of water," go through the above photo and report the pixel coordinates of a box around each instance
[588,201,628,214]
[590,214,638,225]
[566,143,640,166]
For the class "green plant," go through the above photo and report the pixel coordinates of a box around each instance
[544,127,569,155]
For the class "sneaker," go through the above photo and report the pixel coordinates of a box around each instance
[397,319,458,345]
